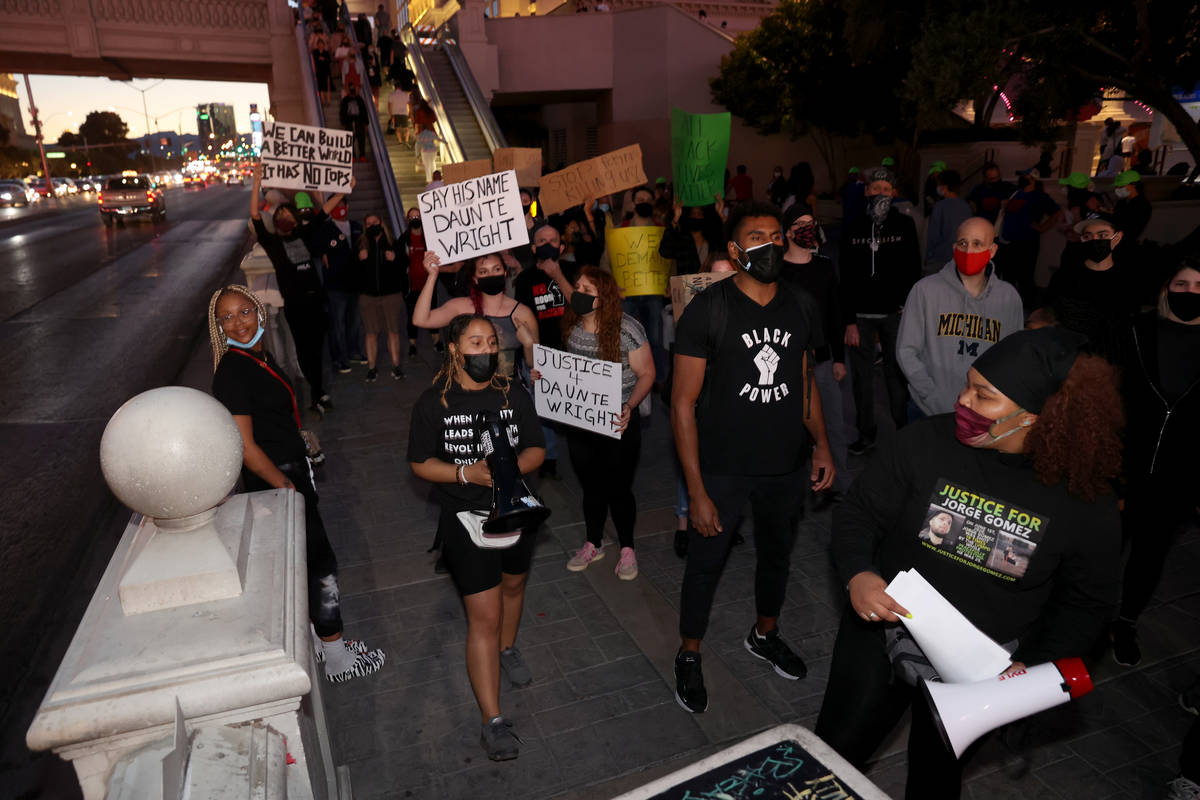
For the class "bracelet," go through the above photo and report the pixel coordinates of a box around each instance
[456,464,465,485]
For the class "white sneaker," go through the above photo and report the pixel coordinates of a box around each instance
[615,547,638,581]
[566,542,603,571]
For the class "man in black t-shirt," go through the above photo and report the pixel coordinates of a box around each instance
[670,202,835,713]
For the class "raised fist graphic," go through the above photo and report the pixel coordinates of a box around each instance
[754,344,780,386]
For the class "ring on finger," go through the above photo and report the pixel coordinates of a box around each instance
[867,611,878,620]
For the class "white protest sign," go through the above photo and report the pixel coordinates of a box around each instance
[533,344,622,439]
[418,169,529,262]
[261,121,354,194]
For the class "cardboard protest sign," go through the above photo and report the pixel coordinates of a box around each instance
[261,121,353,194]
[441,159,494,184]
[417,169,529,262]
[670,270,735,322]
[537,144,647,215]
[493,147,543,186]
[606,225,672,297]
[533,345,622,439]
[670,109,731,206]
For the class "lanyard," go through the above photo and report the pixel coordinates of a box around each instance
[229,348,302,430]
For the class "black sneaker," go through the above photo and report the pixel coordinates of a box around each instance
[674,650,708,713]
[392,365,405,380]
[480,716,521,761]
[745,625,807,680]
[1110,618,1142,667]
[365,367,378,383]
[408,343,417,357]
[309,401,326,418]
[673,529,688,559]
[318,394,333,410]
[335,362,351,374]
[848,438,875,456]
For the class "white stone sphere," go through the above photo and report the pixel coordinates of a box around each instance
[100,387,244,520]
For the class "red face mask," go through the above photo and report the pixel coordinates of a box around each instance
[954,401,1026,447]
[953,248,990,275]
[331,206,348,221]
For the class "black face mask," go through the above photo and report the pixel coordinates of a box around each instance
[1082,238,1112,262]
[867,194,891,224]
[475,275,506,295]
[570,291,597,316]
[366,224,383,238]
[534,242,559,262]
[1167,290,1200,322]
[521,203,532,216]
[635,202,654,218]
[408,218,422,229]
[734,241,785,284]
[462,351,499,383]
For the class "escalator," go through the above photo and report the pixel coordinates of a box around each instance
[420,44,494,162]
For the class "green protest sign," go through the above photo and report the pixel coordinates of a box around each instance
[670,108,731,207]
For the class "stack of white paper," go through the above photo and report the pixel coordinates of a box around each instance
[885,568,1013,683]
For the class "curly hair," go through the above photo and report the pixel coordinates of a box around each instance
[561,266,624,360]
[207,285,267,373]
[1024,354,1123,501]
[432,314,511,408]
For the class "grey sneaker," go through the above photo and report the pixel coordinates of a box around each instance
[500,646,533,687]
[480,715,521,761]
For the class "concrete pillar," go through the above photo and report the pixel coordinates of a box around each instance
[457,0,500,100]
[267,0,311,124]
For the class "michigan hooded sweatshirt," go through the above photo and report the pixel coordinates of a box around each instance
[897,261,1024,415]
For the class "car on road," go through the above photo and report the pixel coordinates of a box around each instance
[98,173,166,226]
[0,180,35,206]
[225,171,245,186]
[52,178,78,195]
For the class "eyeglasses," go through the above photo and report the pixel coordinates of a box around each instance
[1080,231,1115,241]
[218,307,256,324]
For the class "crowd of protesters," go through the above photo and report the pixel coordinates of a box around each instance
[229,88,1197,790]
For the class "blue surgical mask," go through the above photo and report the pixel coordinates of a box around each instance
[228,325,265,349]
[595,202,610,213]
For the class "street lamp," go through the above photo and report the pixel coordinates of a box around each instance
[116,79,165,172]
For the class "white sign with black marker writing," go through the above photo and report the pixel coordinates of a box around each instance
[533,344,622,439]
[261,121,354,194]
[418,169,529,262]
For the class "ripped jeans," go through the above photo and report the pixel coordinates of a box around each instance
[244,460,343,637]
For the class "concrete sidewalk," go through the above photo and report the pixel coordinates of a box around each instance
[294,344,1197,800]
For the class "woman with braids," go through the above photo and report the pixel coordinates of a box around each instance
[815,327,1124,799]
[1108,258,1200,667]
[530,267,654,578]
[208,285,385,684]
[407,314,546,762]
[412,250,538,377]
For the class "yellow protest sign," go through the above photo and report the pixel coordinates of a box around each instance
[606,225,672,297]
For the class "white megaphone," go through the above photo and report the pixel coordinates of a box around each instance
[921,657,1094,758]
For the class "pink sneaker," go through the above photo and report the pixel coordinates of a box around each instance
[567,542,603,571]
[615,547,638,581]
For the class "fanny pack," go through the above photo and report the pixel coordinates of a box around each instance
[456,510,521,550]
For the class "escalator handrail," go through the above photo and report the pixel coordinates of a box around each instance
[399,24,467,165]
[437,29,507,154]
[339,2,409,238]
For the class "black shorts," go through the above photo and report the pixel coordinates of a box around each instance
[439,506,537,596]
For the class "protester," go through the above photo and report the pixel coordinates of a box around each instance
[670,202,835,713]
[780,203,853,505]
[415,125,445,184]
[250,163,348,415]
[314,196,365,374]
[897,217,1024,417]
[377,27,394,77]
[923,160,947,217]
[388,83,411,144]
[311,36,333,104]
[542,267,655,578]
[660,197,725,277]
[1097,118,1126,174]
[353,12,372,51]
[1046,216,1139,360]
[208,285,385,683]
[617,187,668,381]
[996,173,1061,308]
[817,327,1123,799]
[399,207,441,355]
[729,164,753,204]
[355,214,409,381]
[923,169,971,273]
[838,167,866,230]
[339,81,369,162]
[1112,169,1153,247]
[407,314,546,761]
[1109,258,1200,667]
[782,162,816,213]
[414,251,538,377]
[967,162,1016,224]
[840,166,922,454]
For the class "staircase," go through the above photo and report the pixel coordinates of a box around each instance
[321,94,390,221]
[421,45,493,161]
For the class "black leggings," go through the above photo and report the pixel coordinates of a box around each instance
[244,462,342,638]
[283,297,328,404]
[565,414,641,549]
[815,608,966,799]
[1119,485,1195,621]
[678,469,804,640]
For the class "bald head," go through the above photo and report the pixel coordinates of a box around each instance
[955,217,995,249]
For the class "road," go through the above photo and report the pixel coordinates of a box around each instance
[0,183,253,797]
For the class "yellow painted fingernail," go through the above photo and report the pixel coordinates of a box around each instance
[906,613,913,619]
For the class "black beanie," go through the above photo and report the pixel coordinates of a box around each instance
[782,203,815,231]
[972,328,1088,413]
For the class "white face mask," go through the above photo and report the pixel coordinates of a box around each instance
[1114,186,1131,199]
